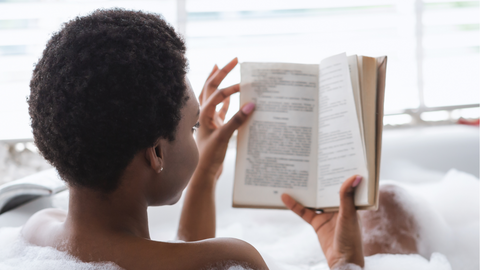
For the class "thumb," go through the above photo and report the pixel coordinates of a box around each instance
[219,102,255,139]
[339,175,362,217]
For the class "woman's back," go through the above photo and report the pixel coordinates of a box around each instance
[22,208,265,270]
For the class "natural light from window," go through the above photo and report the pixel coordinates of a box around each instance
[0,0,478,141]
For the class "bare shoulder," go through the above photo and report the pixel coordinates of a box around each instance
[21,208,67,245]
[196,237,268,269]
[144,237,268,270]
[23,208,67,229]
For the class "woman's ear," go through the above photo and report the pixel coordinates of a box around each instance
[145,142,164,173]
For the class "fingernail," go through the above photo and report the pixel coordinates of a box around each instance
[352,175,362,188]
[241,102,255,114]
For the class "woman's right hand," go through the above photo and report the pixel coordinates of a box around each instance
[281,175,365,269]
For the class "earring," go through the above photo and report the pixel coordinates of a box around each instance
[161,167,164,171]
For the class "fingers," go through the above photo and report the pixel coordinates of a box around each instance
[339,175,362,216]
[281,194,317,224]
[205,58,238,95]
[337,175,365,267]
[217,102,255,140]
[218,96,230,121]
[200,65,219,105]
[207,64,219,80]
[282,193,337,237]
[202,84,240,119]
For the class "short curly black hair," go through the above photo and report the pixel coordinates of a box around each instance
[28,9,188,193]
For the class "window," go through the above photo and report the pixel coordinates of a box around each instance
[0,0,478,141]
[422,0,479,108]
[182,0,480,123]
[0,0,177,141]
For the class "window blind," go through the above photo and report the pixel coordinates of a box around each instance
[0,0,478,140]
[422,0,479,108]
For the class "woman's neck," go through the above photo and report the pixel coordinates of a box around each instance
[65,184,150,240]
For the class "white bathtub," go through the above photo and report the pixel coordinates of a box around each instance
[0,125,478,270]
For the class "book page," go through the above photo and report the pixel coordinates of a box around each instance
[316,53,368,208]
[233,62,319,208]
[348,55,366,160]
[357,56,378,206]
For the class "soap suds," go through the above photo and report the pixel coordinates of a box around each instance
[0,169,476,270]
[0,227,122,270]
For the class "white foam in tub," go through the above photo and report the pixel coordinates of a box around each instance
[0,169,477,270]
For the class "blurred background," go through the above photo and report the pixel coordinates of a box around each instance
[0,0,479,184]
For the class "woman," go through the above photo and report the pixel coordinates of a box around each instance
[21,9,418,270]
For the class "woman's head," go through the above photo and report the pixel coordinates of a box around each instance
[28,9,194,196]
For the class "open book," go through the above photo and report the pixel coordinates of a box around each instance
[233,53,387,211]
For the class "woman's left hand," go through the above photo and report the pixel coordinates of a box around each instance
[178,58,254,241]
[194,58,255,183]
[282,175,365,269]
